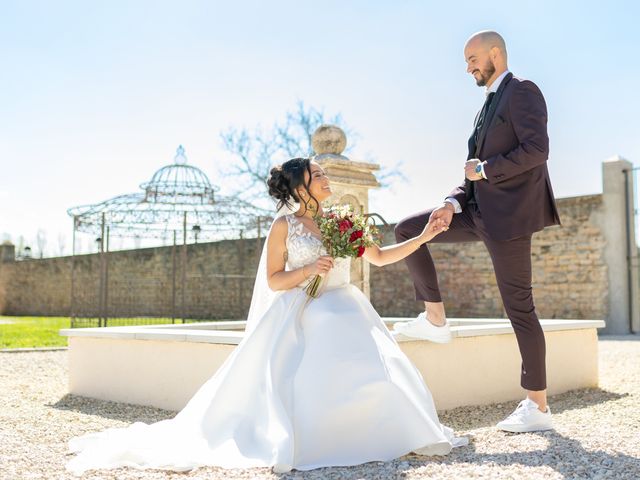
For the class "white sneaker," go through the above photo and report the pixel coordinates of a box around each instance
[497,398,553,433]
[393,312,452,343]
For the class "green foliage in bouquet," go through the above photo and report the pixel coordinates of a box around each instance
[315,204,379,258]
[304,205,380,297]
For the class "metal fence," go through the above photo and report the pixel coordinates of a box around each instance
[69,237,261,328]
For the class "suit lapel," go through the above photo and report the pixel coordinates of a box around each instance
[474,72,513,158]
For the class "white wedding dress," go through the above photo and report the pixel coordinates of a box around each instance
[66,214,465,476]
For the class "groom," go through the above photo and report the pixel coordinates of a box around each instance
[394,31,560,432]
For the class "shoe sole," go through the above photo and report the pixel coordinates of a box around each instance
[497,424,554,433]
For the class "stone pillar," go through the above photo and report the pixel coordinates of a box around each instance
[0,242,15,264]
[0,242,14,314]
[601,157,640,334]
[312,125,380,298]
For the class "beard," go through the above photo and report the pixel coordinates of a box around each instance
[473,60,496,87]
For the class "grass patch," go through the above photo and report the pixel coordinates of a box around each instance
[0,317,70,349]
[0,316,223,349]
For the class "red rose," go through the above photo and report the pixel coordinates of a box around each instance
[349,230,363,242]
[357,246,366,257]
[338,219,353,233]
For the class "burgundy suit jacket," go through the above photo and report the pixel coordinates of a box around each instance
[449,73,561,241]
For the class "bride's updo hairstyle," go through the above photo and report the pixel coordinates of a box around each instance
[267,157,319,214]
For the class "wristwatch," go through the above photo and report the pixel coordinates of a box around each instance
[475,162,484,178]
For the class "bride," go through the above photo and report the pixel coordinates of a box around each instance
[66,157,467,476]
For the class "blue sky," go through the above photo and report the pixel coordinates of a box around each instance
[1,0,639,254]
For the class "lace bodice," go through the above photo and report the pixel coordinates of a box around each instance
[285,214,351,289]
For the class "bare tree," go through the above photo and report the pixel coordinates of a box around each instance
[36,229,47,258]
[220,101,405,204]
[219,101,355,203]
[359,153,407,190]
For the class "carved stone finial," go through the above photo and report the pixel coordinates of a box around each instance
[311,125,347,156]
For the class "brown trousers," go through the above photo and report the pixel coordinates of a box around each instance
[395,204,547,391]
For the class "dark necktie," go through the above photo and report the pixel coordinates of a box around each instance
[474,91,496,143]
[469,91,496,206]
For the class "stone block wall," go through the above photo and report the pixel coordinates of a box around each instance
[369,194,608,319]
[0,238,261,319]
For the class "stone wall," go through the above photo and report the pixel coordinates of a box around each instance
[369,194,608,319]
[0,238,261,319]
[0,194,610,321]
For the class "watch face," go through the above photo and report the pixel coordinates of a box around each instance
[475,164,482,173]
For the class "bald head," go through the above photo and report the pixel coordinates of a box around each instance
[464,30,509,87]
[465,31,508,60]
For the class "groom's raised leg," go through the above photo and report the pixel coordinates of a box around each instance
[393,207,480,341]
[394,207,480,303]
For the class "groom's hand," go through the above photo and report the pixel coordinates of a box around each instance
[429,202,454,230]
[419,217,448,243]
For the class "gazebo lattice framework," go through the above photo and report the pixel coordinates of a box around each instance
[67,146,272,327]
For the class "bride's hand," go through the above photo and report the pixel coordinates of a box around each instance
[419,218,447,243]
[305,256,334,276]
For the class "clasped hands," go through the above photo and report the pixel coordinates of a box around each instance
[426,158,486,234]
[419,216,448,243]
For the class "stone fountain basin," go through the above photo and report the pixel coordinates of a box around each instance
[60,318,604,412]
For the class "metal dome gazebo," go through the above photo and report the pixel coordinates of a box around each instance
[69,145,270,241]
[67,146,271,327]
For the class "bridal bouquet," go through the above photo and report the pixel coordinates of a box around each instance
[305,205,379,298]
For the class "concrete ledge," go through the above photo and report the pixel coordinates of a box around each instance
[61,318,605,412]
[60,318,605,344]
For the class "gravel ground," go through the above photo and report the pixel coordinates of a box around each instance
[1,336,639,480]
